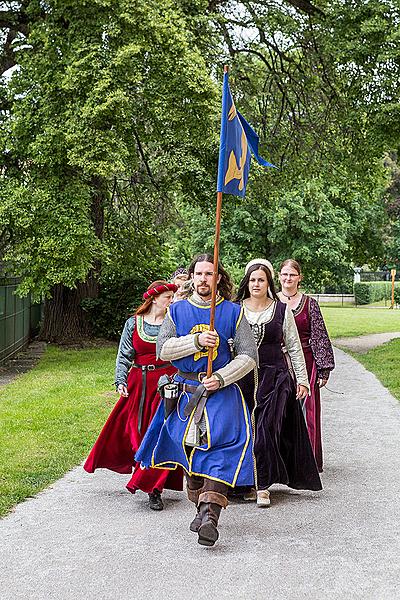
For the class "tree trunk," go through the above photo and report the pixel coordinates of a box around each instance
[39,281,94,342]
[39,177,105,343]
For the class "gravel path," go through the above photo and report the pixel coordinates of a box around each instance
[1,347,400,600]
[333,331,400,353]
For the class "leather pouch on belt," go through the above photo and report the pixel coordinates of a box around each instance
[158,375,179,419]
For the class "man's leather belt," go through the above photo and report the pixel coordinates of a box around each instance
[178,382,198,394]
[177,371,210,423]
[177,372,205,397]
[133,363,166,434]
[178,370,207,383]
[182,383,209,424]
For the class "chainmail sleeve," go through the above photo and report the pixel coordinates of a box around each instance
[156,312,176,359]
[213,313,258,387]
[234,314,259,365]
[114,317,136,388]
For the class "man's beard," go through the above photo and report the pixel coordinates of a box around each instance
[196,285,211,297]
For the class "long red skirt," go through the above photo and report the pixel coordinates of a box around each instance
[84,364,183,494]
[302,347,323,472]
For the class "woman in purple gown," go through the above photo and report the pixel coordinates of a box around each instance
[278,259,335,472]
[237,259,322,507]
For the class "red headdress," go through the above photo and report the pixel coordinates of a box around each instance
[143,283,177,299]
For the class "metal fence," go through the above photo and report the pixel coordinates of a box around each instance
[360,270,400,282]
[310,293,355,306]
[0,278,42,364]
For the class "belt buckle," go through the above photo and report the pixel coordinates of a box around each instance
[197,371,206,382]
[147,365,156,371]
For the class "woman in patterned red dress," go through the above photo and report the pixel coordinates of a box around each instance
[84,281,183,510]
[278,260,335,472]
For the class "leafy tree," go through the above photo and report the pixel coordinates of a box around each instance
[1,0,399,343]
[0,0,217,340]
[383,153,400,269]
[165,0,398,288]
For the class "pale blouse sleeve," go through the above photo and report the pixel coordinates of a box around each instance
[283,306,309,390]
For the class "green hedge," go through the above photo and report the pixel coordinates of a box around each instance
[354,281,400,305]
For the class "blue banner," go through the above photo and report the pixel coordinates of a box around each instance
[217,71,276,198]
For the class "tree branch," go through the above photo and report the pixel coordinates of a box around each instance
[0,28,19,74]
[132,128,160,191]
[285,0,325,17]
[0,9,29,36]
[208,0,325,18]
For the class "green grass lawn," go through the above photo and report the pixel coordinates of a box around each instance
[318,302,356,308]
[362,300,395,308]
[321,306,400,338]
[352,339,400,403]
[0,345,116,518]
[319,300,395,308]
[320,306,400,403]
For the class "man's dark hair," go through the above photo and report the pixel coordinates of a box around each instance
[235,263,278,302]
[188,253,234,300]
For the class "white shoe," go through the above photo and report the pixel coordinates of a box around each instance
[243,488,257,501]
[257,490,271,507]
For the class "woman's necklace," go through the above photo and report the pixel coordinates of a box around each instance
[281,290,298,299]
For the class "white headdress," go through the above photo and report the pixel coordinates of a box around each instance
[245,258,275,279]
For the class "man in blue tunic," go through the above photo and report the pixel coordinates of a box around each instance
[137,253,258,546]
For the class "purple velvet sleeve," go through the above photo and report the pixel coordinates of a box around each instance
[309,297,335,379]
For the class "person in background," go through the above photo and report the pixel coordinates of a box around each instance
[236,259,322,507]
[84,281,183,511]
[278,259,335,472]
[171,267,189,302]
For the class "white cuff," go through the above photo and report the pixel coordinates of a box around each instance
[214,355,256,387]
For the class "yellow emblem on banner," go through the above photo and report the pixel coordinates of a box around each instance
[224,103,248,192]
[190,324,219,362]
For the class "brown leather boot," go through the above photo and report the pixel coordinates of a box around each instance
[190,510,202,533]
[197,491,228,547]
[186,480,203,533]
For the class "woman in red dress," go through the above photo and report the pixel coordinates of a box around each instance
[84,281,183,510]
[278,260,335,472]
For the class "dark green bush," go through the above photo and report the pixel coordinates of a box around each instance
[354,281,400,305]
[82,271,166,340]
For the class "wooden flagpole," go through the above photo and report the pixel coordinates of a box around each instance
[391,268,396,309]
[206,65,228,378]
[206,190,223,377]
